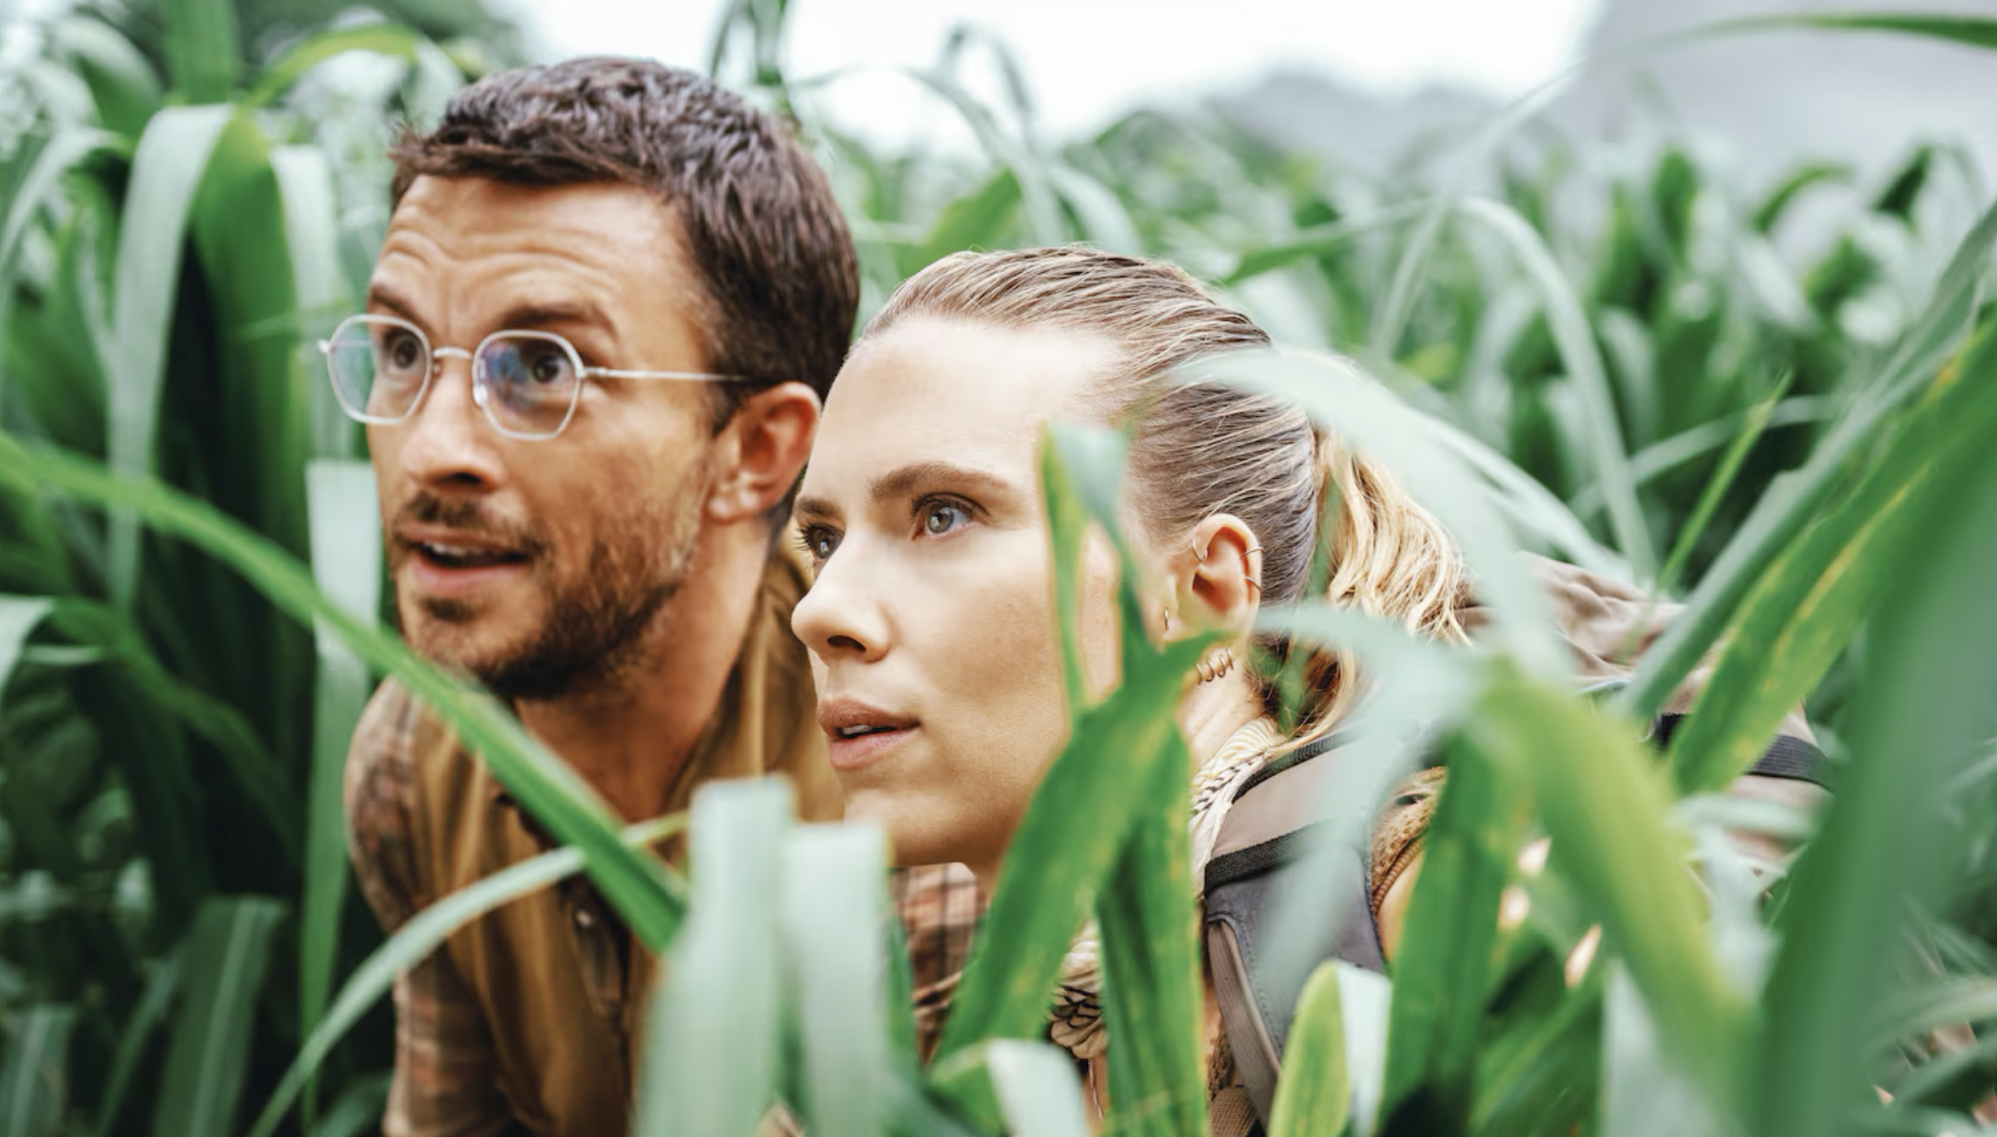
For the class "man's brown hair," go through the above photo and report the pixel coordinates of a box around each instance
[390,56,859,419]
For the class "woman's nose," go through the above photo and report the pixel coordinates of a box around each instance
[791,543,889,663]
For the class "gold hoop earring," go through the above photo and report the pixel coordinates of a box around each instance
[1195,645,1235,684]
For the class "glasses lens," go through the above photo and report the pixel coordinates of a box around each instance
[478,334,580,436]
[327,318,428,420]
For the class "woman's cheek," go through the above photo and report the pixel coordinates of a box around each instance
[1078,536,1124,700]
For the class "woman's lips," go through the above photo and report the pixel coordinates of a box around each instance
[826,723,918,772]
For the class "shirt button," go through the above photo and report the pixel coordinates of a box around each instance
[575,907,596,930]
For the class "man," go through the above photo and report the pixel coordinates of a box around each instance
[342,57,860,1136]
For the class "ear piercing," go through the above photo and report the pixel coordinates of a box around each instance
[1195,646,1236,684]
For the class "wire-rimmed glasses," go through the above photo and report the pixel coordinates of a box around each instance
[317,313,744,440]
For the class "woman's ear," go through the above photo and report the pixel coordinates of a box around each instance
[706,382,822,526]
[1171,513,1262,640]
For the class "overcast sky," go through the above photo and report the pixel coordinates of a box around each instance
[519,0,1602,142]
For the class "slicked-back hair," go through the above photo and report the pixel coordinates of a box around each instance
[390,57,859,425]
[866,247,1472,754]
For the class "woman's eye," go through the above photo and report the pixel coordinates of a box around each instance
[797,527,840,563]
[920,500,970,537]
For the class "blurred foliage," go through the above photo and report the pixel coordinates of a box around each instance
[2,0,1997,1135]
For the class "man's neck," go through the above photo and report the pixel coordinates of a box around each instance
[516,527,769,822]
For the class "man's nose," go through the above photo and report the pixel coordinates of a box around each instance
[391,354,505,493]
[791,544,891,664]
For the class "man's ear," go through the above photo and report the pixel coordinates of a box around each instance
[705,381,822,526]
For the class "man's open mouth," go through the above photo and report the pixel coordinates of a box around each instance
[411,541,530,569]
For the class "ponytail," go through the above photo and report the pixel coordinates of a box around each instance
[1278,428,1471,753]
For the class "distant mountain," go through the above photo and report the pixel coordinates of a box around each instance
[1552,0,1994,186]
[1213,0,1992,190]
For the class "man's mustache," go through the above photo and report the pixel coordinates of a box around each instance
[391,494,549,558]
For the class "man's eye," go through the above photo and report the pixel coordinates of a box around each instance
[920,500,970,537]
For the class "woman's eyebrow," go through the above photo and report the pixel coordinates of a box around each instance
[867,461,1013,505]
[792,496,839,527]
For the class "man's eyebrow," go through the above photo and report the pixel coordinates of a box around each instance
[493,301,615,335]
[360,286,615,340]
[868,461,1013,506]
[365,282,424,325]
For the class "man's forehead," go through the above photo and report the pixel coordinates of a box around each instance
[371,176,701,331]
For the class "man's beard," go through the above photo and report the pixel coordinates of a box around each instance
[393,482,705,702]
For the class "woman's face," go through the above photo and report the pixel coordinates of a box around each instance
[790,316,1122,875]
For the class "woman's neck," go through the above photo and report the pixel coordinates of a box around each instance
[1176,668,1267,772]
[966,671,1268,891]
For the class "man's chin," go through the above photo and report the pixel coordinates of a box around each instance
[400,605,535,676]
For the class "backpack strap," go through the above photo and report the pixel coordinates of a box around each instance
[1650,713,1837,789]
[1203,734,1382,1119]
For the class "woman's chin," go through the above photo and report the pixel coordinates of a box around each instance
[843,791,965,869]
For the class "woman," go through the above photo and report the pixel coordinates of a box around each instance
[789,245,1466,1126]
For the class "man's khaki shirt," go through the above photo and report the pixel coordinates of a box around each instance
[345,552,917,1137]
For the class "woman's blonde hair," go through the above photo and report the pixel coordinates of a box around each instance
[863,246,1470,749]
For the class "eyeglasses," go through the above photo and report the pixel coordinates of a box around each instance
[317,313,744,440]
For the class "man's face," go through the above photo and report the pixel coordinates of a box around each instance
[366,177,720,699]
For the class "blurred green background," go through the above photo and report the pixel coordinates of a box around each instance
[2,0,1995,1134]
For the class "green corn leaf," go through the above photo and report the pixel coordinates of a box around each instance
[1621,191,1997,722]
[634,780,790,1137]
[1379,731,1531,1133]
[779,824,893,1137]
[104,105,233,608]
[151,896,286,1137]
[1752,377,1997,1137]
[1569,397,1838,520]
[47,18,162,135]
[1704,12,1997,54]
[1667,332,1997,795]
[306,1073,390,1137]
[1096,740,1207,1137]
[246,812,684,1137]
[893,67,1063,244]
[0,596,53,697]
[1599,967,1720,1137]
[1754,162,1854,234]
[270,146,356,456]
[915,167,1021,271]
[1225,203,1429,286]
[88,957,181,1137]
[0,1005,78,1137]
[1458,197,1654,580]
[299,460,380,1118]
[247,24,427,107]
[0,129,118,310]
[160,0,241,101]
[1478,667,1749,1110]
[987,1040,1093,1137]
[1048,163,1141,254]
[1269,963,1354,1137]
[47,597,301,862]
[1653,374,1792,600]
[0,435,688,948]
[1040,424,1094,716]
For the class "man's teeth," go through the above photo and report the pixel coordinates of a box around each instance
[417,542,518,566]
[839,725,896,738]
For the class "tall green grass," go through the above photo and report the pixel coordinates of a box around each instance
[4,1,1997,1135]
